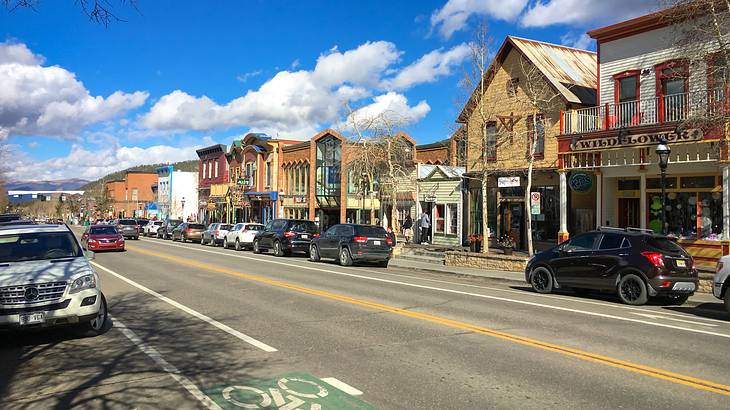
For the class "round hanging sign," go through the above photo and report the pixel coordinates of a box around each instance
[569,172,593,193]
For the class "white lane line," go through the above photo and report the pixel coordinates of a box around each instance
[92,261,278,352]
[113,316,223,410]
[140,236,727,323]
[320,377,363,396]
[631,312,718,327]
[136,238,730,339]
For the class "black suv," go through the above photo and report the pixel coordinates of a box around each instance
[525,227,699,305]
[310,224,393,267]
[252,219,319,256]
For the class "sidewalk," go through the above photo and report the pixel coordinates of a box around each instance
[388,257,526,283]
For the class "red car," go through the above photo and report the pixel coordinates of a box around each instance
[81,224,125,252]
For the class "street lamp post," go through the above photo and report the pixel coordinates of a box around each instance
[656,138,671,235]
[181,197,186,220]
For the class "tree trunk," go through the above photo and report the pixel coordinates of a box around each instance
[525,115,537,257]
[481,172,489,254]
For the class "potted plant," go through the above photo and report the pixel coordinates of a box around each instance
[497,235,515,255]
[468,233,483,253]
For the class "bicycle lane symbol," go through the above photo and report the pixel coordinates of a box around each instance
[205,372,377,410]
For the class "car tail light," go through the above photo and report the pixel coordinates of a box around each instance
[353,236,368,243]
[116,224,123,229]
[659,281,672,288]
[312,233,320,238]
[641,251,665,268]
[386,237,393,245]
[717,261,724,273]
[284,231,297,238]
[691,258,696,271]
[185,228,191,233]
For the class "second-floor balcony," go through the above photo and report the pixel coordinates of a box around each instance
[561,88,728,135]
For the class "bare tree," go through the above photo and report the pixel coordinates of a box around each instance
[2,0,139,26]
[517,56,564,256]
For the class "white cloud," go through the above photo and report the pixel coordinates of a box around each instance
[560,32,594,50]
[338,92,431,131]
[430,0,529,39]
[4,142,204,182]
[139,41,438,140]
[0,41,148,139]
[520,0,657,28]
[291,59,300,69]
[236,70,263,83]
[383,44,470,90]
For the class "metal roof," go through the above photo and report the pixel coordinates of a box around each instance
[508,36,597,105]
[419,164,465,179]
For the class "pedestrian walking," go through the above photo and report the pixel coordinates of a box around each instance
[419,210,430,244]
[386,226,397,246]
[402,214,413,244]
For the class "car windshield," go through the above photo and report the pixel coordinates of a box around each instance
[170,220,183,226]
[246,224,265,231]
[153,221,163,226]
[189,224,205,229]
[0,232,82,263]
[119,219,137,225]
[90,227,118,235]
[355,226,387,237]
[290,221,318,232]
[219,224,233,230]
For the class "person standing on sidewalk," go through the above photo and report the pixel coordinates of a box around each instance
[419,210,430,244]
[402,214,413,244]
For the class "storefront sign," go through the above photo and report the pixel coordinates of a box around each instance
[424,194,437,202]
[570,128,703,151]
[530,192,541,214]
[294,196,307,203]
[498,176,520,188]
[569,172,593,193]
[199,200,208,207]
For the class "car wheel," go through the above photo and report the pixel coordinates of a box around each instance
[253,239,261,254]
[309,244,320,262]
[378,259,389,268]
[618,274,648,305]
[235,239,241,251]
[530,267,553,294]
[200,236,206,245]
[182,234,188,243]
[339,247,353,266]
[274,241,284,257]
[723,290,730,314]
[79,293,108,336]
[223,238,229,249]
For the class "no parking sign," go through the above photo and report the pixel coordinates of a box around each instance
[530,192,541,214]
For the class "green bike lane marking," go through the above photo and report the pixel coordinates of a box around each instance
[204,372,377,409]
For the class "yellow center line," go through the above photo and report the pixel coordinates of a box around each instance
[124,244,730,397]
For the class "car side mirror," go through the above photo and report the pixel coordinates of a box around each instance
[85,250,95,260]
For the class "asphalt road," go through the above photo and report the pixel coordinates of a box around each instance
[2,230,730,409]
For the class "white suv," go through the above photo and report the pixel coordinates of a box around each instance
[714,256,730,314]
[143,220,164,237]
[0,223,107,334]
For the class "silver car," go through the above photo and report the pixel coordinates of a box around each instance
[713,256,730,313]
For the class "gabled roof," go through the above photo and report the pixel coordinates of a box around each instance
[416,138,450,150]
[457,36,597,123]
[419,164,465,179]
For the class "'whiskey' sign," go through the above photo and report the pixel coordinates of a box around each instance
[570,129,703,151]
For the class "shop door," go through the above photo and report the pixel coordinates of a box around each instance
[618,198,640,228]
[500,202,524,250]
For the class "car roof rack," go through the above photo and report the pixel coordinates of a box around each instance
[597,226,655,234]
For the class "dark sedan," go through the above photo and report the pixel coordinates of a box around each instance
[157,219,183,239]
[252,219,319,256]
[525,227,698,305]
[113,219,139,240]
[171,223,206,243]
[309,224,392,267]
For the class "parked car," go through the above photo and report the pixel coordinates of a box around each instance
[143,220,164,237]
[713,256,730,314]
[135,218,149,234]
[525,227,699,306]
[81,224,125,252]
[223,223,265,250]
[113,219,139,240]
[0,223,108,335]
[310,224,392,267]
[158,219,183,239]
[172,223,206,243]
[253,219,319,256]
[201,223,233,246]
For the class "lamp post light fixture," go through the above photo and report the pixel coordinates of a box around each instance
[656,137,671,235]
[181,197,186,219]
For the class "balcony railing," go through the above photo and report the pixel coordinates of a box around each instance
[561,87,729,135]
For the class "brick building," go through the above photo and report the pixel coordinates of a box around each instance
[104,171,159,218]
[196,144,229,224]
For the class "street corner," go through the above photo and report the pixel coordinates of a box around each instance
[204,372,376,410]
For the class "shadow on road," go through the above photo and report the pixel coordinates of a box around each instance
[663,303,730,321]
[0,291,261,409]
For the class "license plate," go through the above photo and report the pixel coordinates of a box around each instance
[301,235,308,239]
[672,282,696,292]
[374,240,381,245]
[676,260,686,268]
[19,312,46,326]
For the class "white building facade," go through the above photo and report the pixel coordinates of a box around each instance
[157,166,199,221]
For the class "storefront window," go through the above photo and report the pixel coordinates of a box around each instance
[646,177,677,189]
[531,186,559,241]
[316,136,341,197]
[435,204,445,233]
[447,204,458,235]
[649,191,723,240]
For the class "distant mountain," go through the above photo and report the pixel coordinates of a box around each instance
[7,178,89,192]
[79,160,199,194]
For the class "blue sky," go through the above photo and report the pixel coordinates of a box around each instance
[0,0,658,181]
